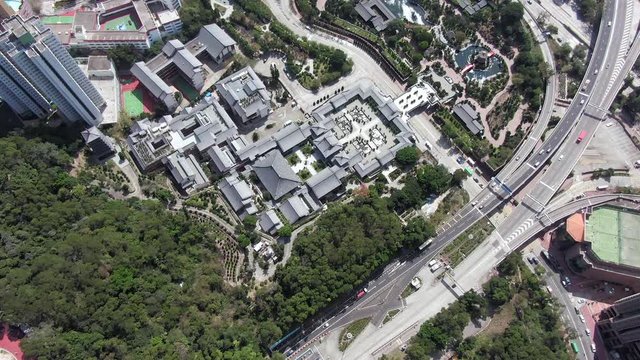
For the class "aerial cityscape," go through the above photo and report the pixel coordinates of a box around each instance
[0,0,640,358]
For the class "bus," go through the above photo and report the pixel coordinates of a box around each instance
[577,130,588,143]
[571,340,580,354]
[418,239,433,251]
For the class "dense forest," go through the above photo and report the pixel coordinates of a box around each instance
[0,136,278,359]
[253,196,422,330]
[406,253,570,360]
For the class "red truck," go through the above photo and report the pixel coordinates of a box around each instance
[576,130,588,143]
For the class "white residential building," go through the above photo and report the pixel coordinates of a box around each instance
[0,15,105,125]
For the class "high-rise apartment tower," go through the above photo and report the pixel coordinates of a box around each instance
[0,15,105,125]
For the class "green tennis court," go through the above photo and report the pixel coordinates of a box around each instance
[124,89,144,116]
[41,16,74,25]
[171,76,199,101]
[587,206,640,266]
[103,15,137,31]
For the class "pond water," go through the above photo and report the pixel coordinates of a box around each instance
[383,0,430,25]
[5,0,22,11]
[453,44,504,83]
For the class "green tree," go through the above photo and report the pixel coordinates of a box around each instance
[417,164,452,195]
[278,224,293,237]
[483,277,512,306]
[403,217,436,249]
[395,146,421,167]
[451,168,468,187]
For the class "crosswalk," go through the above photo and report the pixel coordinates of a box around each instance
[603,0,634,98]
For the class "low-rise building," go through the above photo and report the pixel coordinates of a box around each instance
[130,61,180,112]
[259,209,283,235]
[163,151,209,193]
[306,165,347,200]
[452,102,483,136]
[40,0,183,50]
[252,150,302,200]
[354,0,397,32]
[278,189,320,224]
[219,173,258,219]
[131,25,236,111]
[216,66,271,124]
[199,23,236,64]
[82,126,116,160]
[126,96,238,170]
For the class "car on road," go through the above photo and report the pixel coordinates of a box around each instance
[608,21,612,27]
[471,201,478,206]
[591,343,596,353]
[594,69,599,74]
[606,122,614,127]
[586,328,591,337]
[534,161,541,167]
[539,149,545,155]
[579,314,585,323]
[559,154,564,161]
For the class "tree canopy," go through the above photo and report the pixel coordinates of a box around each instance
[0,136,278,358]
[254,196,407,329]
[395,146,421,167]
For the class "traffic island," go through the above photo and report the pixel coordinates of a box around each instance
[338,318,370,351]
[382,309,400,325]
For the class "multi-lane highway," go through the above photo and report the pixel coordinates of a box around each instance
[277,0,639,356]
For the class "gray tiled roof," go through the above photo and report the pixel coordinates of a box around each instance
[306,165,347,200]
[274,123,311,153]
[163,152,209,192]
[216,66,270,123]
[278,195,310,224]
[354,0,397,31]
[259,209,283,234]
[313,132,342,159]
[207,145,236,173]
[253,150,301,200]
[131,61,172,99]
[219,173,256,215]
[452,103,483,135]
[200,24,236,60]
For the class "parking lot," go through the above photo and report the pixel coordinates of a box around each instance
[577,120,640,174]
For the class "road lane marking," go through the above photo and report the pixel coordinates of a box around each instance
[539,181,555,191]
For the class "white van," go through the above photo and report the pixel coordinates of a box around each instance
[428,259,438,268]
